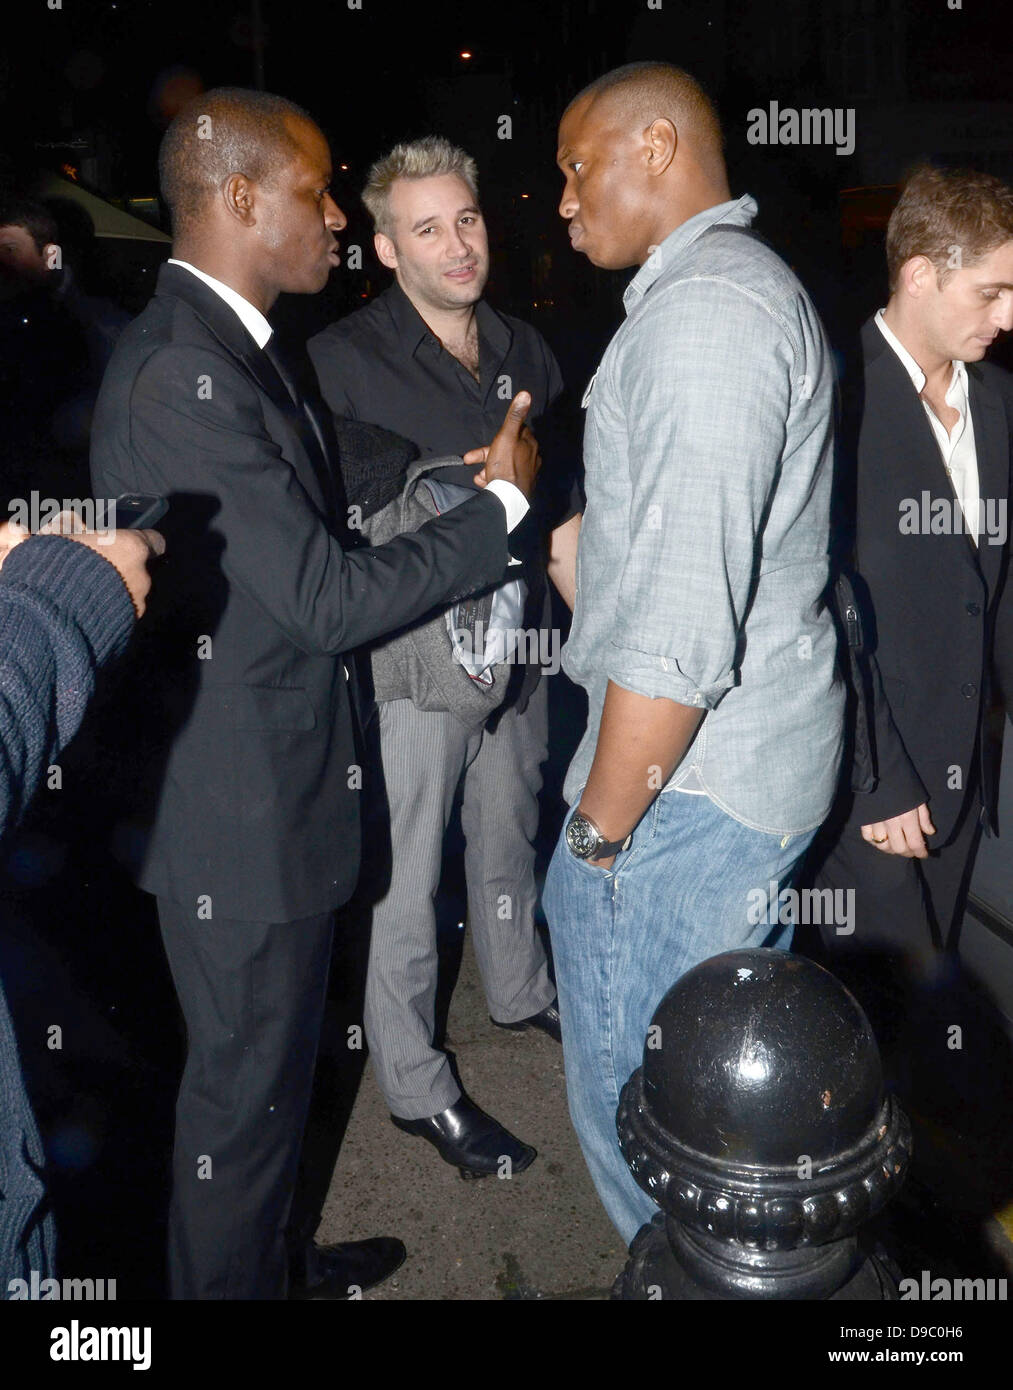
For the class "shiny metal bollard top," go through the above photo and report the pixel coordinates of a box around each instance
[613,948,911,1300]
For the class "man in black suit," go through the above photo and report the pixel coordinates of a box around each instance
[89,87,539,1300]
[810,165,1013,1080]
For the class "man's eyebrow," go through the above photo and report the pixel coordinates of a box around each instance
[410,206,480,232]
[977,280,1013,290]
[556,146,570,163]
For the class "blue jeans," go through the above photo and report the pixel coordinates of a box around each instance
[543,789,814,1246]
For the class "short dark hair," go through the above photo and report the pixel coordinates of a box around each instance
[886,163,1013,292]
[0,195,58,251]
[567,61,725,182]
[158,86,313,239]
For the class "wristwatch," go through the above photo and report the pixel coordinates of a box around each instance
[565,808,632,861]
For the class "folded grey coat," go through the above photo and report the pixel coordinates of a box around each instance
[359,455,516,732]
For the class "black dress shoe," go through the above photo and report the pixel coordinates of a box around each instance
[289,1237,406,1300]
[491,1000,562,1044]
[391,1094,536,1179]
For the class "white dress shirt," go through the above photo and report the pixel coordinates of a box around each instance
[168,258,273,348]
[168,259,527,537]
[875,309,980,546]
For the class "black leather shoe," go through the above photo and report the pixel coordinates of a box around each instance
[289,1237,406,1300]
[391,1094,536,1179]
[491,1000,562,1044]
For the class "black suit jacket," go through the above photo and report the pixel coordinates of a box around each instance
[90,263,511,920]
[844,315,1013,844]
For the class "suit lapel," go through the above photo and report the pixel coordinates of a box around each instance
[154,264,330,517]
[862,319,984,583]
[252,339,337,519]
[967,367,1009,599]
[302,393,334,477]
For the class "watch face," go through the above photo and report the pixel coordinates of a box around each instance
[566,812,597,859]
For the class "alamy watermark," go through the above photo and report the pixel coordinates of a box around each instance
[6,493,117,543]
[899,492,1007,546]
[450,621,562,676]
[747,882,855,935]
[49,1320,151,1371]
[746,101,855,157]
[8,1271,116,1299]
[899,1270,1007,1300]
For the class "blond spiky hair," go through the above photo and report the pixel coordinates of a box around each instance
[362,135,479,237]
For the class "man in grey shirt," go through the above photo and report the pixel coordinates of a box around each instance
[543,61,844,1244]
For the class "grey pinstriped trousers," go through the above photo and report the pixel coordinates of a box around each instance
[364,683,554,1119]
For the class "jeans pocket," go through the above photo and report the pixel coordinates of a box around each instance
[563,792,672,883]
[612,793,668,871]
[570,852,616,879]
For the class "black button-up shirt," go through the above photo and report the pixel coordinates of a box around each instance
[308,281,578,714]
[308,280,564,458]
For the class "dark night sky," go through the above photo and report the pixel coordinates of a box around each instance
[3,0,1011,357]
[9,0,1009,183]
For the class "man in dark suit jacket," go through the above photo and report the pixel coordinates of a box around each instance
[810,166,1013,1067]
[89,87,539,1300]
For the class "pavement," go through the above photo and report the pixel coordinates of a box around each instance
[313,925,627,1300]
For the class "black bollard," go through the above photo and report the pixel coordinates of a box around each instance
[613,948,911,1300]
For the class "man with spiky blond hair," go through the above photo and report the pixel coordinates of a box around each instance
[310,136,580,1178]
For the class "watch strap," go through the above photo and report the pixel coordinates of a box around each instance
[569,808,632,859]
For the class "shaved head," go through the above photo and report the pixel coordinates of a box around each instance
[159,86,312,239]
[557,62,730,270]
[566,62,725,187]
[155,84,346,312]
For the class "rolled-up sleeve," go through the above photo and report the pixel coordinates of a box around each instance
[606,277,794,709]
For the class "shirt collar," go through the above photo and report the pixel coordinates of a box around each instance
[382,278,512,362]
[384,280,432,353]
[873,307,966,398]
[168,259,273,349]
[623,195,759,312]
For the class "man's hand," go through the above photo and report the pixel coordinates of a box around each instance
[577,684,705,875]
[0,514,166,618]
[0,520,30,568]
[65,526,166,618]
[861,803,936,858]
[462,391,541,500]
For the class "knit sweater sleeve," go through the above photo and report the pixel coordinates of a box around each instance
[0,536,135,836]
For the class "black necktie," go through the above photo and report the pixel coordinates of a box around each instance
[262,337,338,521]
[262,338,372,724]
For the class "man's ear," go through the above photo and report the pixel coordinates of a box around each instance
[374,230,398,270]
[222,173,256,227]
[644,117,678,177]
[903,255,936,299]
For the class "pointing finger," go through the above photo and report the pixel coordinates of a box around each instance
[499,391,532,436]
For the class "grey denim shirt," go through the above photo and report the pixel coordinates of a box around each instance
[562,196,845,835]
